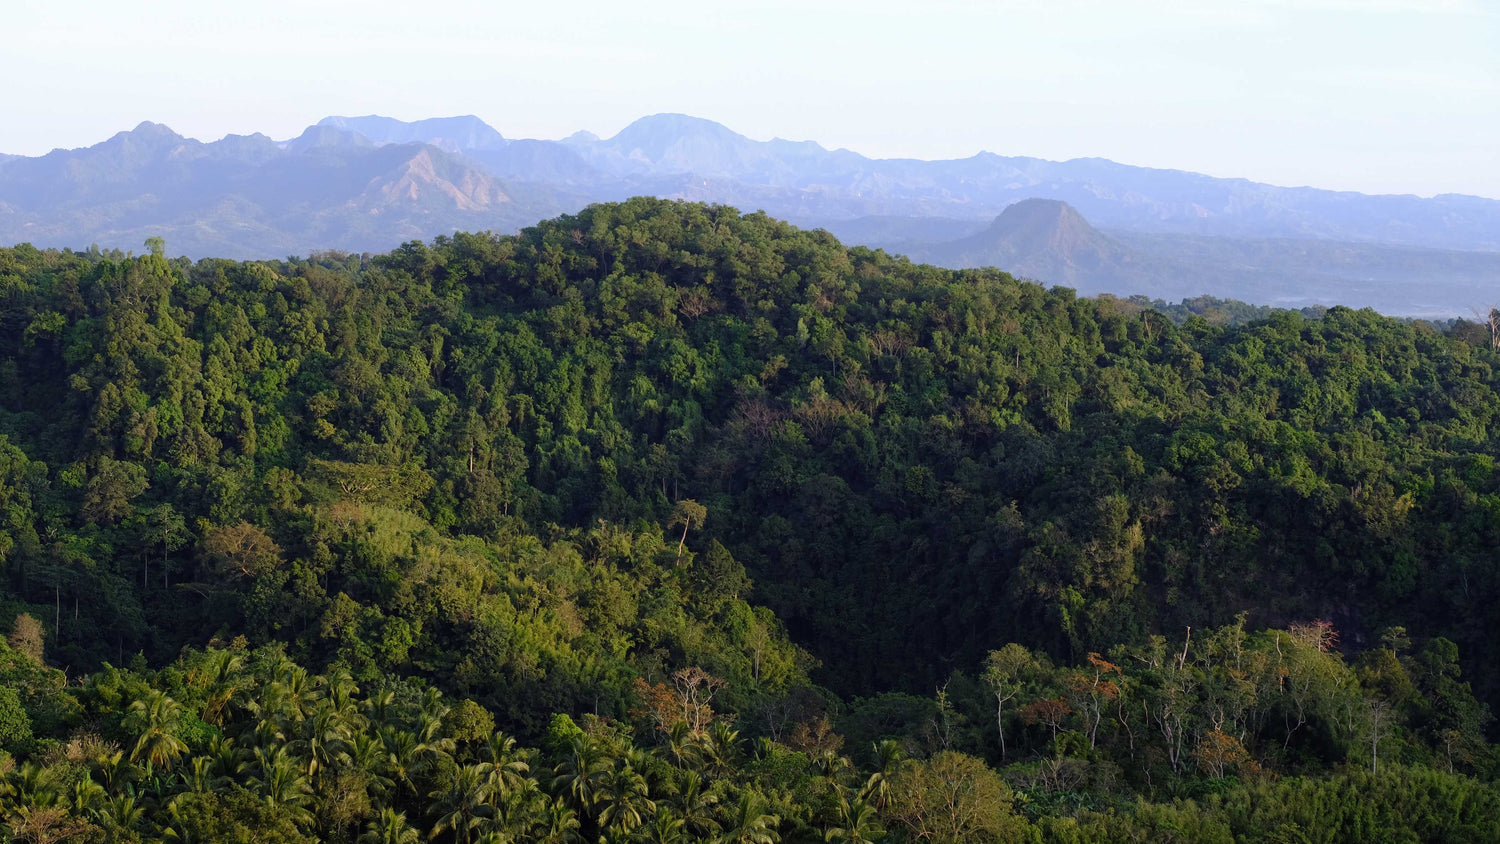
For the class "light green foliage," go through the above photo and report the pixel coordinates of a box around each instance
[0,201,1496,840]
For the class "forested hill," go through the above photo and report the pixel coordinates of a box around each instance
[1,199,1499,841]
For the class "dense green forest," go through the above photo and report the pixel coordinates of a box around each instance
[1,198,1498,841]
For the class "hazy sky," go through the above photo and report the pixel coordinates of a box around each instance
[5,0,1497,198]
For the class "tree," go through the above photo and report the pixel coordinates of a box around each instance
[982,644,1036,760]
[202,521,283,581]
[883,752,1024,844]
[80,457,148,526]
[358,808,419,844]
[825,798,883,843]
[673,667,727,735]
[668,499,707,563]
[550,735,608,818]
[123,688,189,769]
[139,503,189,589]
[1192,729,1255,779]
[430,763,496,844]
[694,540,752,607]
[0,685,33,751]
[715,792,780,844]
[9,612,45,663]
[1470,305,1500,351]
[595,763,655,836]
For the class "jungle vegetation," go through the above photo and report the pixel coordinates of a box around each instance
[0,199,1497,841]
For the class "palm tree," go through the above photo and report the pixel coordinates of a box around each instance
[702,723,743,776]
[660,721,702,771]
[413,692,457,774]
[93,750,136,797]
[99,792,146,838]
[349,730,396,802]
[251,745,316,828]
[194,649,247,726]
[206,735,247,782]
[669,769,720,838]
[823,798,882,843]
[363,689,396,725]
[68,777,106,815]
[296,703,353,778]
[185,755,230,795]
[320,666,361,714]
[159,795,205,844]
[123,689,189,769]
[490,778,548,840]
[483,732,532,800]
[430,762,496,844]
[716,792,780,844]
[550,735,609,818]
[359,807,420,844]
[13,761,59,807]
[812,749,850,781]
[266,663,318,723]
[533,799,581,844]
[858,740,904,810]
[380,726,424,798]
[595,763,655,836]
[641,808,687,844]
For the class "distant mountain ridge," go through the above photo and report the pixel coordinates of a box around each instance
[0,120,553,258]
[1,113,1498,313]
[892,199,1500,316]
[317,115,507,152]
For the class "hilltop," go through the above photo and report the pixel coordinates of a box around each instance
[2,114,1499,313]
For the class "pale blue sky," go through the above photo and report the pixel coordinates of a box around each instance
[5,0,1497,198]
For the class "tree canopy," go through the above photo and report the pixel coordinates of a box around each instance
[0,200,1498,840]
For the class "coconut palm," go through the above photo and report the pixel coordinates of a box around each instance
[123,689,189,769]
[184,755,229,795]
[349,730,396,801]
[193,649,247,726]
[533,799,582,844]
[641,808,687,843]
[380,726,424,797]
[206,735,247,782]
[296,703,353,778]
[359,807,420,844]
[660,721,702,771]
[99,792,146,837]
[595,763,655,836]
[669,769,720,838]
[68,777,106,815]
[703,723,743,776]
[858,740,904,810]
[430,762,497,844]
[251,745,316,828]
[483,732,532,800]
[550,735,610,818]
[823,798,882,844]
[716,792,780,844]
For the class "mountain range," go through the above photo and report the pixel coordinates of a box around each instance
[2,113,1498,316]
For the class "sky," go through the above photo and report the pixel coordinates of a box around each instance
[4,0,1498,198]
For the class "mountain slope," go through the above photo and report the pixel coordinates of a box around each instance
[0,121,554,258]
[917,198,1141,284]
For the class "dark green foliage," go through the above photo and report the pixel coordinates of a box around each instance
[0,686,31,751]
[0,200,1499,839]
